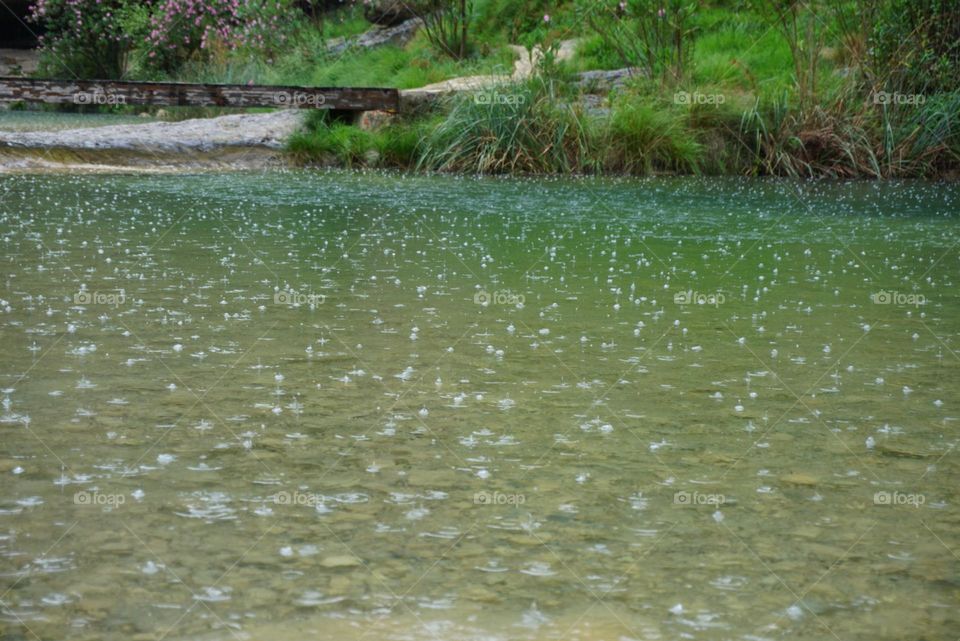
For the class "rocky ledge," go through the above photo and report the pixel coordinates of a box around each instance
[326,18,423,57]
[0,110,306,171]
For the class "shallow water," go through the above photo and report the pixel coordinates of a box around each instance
[0,172,958,641]
[0,111,156,133]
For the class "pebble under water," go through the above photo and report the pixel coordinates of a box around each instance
[0,171,958,641]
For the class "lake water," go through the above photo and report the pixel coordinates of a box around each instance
[0,172,958,641]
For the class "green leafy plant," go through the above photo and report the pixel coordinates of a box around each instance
[751,0,828,105]
[869,0,960,95]
[411,0,474,60]
[579,0,698,84]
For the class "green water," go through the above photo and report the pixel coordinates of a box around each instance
[0,112,157,133]
[0,172,958,641]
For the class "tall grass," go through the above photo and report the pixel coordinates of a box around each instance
[878,92,960,176]
[598,97,702,173]
[287,83,958,179]
[737,89,960,178]
[416,77,721,175]
[417,77,591,174]
[287,111,436,168]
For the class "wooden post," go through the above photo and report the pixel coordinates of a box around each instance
[0,77,399,112]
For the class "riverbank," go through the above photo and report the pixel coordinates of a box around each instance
[286,61,960,179]
[2,66,957,178]
[4,84,958,179]
[4,0,957,178]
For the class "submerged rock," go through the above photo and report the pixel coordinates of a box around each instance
[779,473,818,486]
[876,443,932,459]
[320,555,363,569]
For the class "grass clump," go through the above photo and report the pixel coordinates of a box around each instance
[287,112,374,167]
[286,110,437,169]
[598,97,702,174]
[736,89,960,178]
[376,123,429,167]
[418,78,590,174]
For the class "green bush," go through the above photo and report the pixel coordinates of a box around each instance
[287,111,433,169]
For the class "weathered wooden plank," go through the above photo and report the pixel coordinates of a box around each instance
[0,77,399,112]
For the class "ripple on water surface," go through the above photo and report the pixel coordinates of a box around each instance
[0,173,957,641]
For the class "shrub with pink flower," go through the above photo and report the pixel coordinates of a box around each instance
[144,0,292,73]
[29,0,294,78]
[28,0,139,78]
